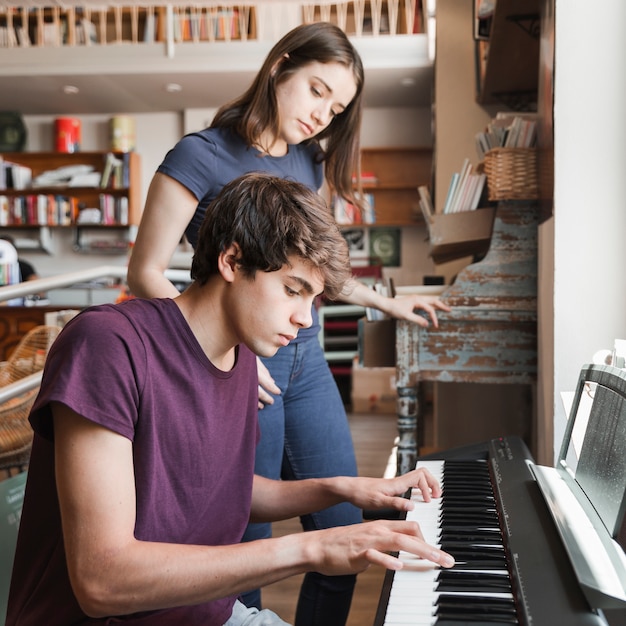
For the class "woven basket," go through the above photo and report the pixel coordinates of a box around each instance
[483,148,539,201]
[0,387,38,469]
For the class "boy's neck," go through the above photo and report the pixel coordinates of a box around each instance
[174,283,237,371]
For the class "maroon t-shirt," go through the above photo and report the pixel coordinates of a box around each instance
[7,298,259,625]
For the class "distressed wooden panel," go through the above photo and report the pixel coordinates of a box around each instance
[393,202,539,474]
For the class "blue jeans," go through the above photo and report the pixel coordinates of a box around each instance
[241,337,361,626]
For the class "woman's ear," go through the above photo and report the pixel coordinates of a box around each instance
[218,243,241,283]
[271,53,290,78]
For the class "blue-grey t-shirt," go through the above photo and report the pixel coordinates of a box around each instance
[157,127,325,340]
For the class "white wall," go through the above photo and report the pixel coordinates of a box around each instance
[552,0,626,454]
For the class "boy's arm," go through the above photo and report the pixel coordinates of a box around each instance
[53,403,453,619]
[249,469,441,524]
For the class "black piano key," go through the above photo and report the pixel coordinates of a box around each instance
[442,483,494,491]
[436,605,517,616]
[435,613,519,624]
[436,571,512,592]
[441,494,494,502]
[440,505,497,512]
[439,531,503,544]
[436,622,518,626]
[438,541,504,552]
[440,525,500,533]
[451,560,508,570]
[436,595,517,618]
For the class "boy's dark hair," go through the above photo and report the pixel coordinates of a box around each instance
[211,22,365,211]
[191,172,351,301]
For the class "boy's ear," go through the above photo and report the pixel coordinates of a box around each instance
[218,243,241,283]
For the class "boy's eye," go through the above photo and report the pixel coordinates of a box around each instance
[285,286,299,297]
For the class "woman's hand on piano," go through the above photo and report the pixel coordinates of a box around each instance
[379,294,451,328]
[337,467,442,512]
[338,281,450,328]
[305,519,455,574]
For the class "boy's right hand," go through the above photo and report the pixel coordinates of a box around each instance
[306,519,454,575]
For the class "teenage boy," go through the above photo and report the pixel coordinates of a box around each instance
[7,173,453,626]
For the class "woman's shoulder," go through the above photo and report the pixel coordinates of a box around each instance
[185,126,243,148]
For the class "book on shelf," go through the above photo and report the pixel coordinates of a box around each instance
[143,8,156,42]
[0,159,32,191]
[442,159,486,214]
[0,196,8,226]
[417,185,434,224]
[446,158,472,214]
[476,113,539,159]
[100,153,123,189]
[333,193,375,225]
[353,171,378,185]
[442,172,460,214]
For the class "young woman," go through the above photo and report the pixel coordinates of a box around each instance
[127,22,449,626]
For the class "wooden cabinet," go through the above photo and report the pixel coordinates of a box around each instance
[474,0,540,110]
[0,305,69,360]
[356,147,432,226]
[0,151,141,253]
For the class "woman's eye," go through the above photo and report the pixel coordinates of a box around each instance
[311,86,322,97]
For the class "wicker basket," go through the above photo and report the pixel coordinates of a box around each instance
[483,148,539,201]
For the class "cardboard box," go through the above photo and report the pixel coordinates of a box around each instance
[351,362,397,414]
[358,318,396,367]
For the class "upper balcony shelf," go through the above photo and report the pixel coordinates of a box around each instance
[0,1,435,113]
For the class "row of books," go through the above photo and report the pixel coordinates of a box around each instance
[164,8,243,43]
[352,171,379,185]
[418,158,486,221]
[475,112,539,160]
[0,194,128,227]
[0,154,130,192]
[334,193,376,225]
[0,160,32,191]
[0,6,244,48]
[0,262,20,287]
[100,152,130,189]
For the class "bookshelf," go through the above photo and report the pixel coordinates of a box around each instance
[318,304,365,404]
[0,151,141,254]
[303,0,424,36]
[0,5,256,47]
[350,147,432,227]
[474,0,540,110]
[0,2,422,49]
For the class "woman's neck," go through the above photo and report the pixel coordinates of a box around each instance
[255,131,288,157]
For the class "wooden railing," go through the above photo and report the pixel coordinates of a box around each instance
[0,1,425,49]
[0,265,190,402]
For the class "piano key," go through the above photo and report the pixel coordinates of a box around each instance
[376,437,610,626]
[382,459,519,625]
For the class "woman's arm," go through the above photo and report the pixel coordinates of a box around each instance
[127,172,198,299]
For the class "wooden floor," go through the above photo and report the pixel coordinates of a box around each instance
[261,410,399,626]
